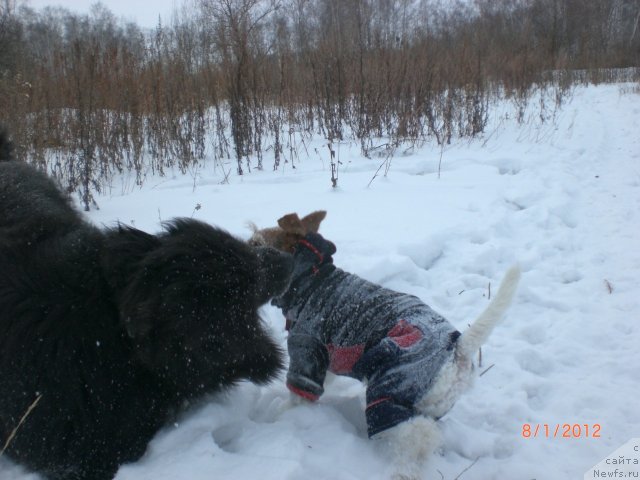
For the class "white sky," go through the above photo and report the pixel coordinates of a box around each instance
[23,0,182,29]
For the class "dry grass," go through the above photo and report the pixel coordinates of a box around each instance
[0,394,43,457]
[1,1,638,202]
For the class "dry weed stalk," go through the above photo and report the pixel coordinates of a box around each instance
[0,394,43,457]
[604,279,613,294]
[1,0,635,202]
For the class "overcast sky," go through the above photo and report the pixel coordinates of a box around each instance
[24,0,182,29]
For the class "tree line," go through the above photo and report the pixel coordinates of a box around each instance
[1,0,639,209]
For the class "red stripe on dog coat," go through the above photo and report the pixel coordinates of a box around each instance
[287,383,320,401]
[387,319,423,348]
[326,343,365,374]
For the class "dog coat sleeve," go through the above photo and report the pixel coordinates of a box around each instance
[286,333,329,401]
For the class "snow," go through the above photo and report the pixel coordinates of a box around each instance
[2,83,639,479]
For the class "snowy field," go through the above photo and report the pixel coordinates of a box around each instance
[2,83,639,479]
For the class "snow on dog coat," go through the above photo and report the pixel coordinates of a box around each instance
[273,233,461,437]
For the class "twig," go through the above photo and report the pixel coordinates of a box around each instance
[219,167,231,185]
[367,159,387,188]
[191,203,201,218]
[1,394,43,456]
[437,143,445,179]
[453,456,480,480]
[487,281,491,300]
[479,364,495,377]
[328,143,338,188]
[190,162,200,193]
[604,279,613,294]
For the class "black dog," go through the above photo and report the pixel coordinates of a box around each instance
[0,128,293,479]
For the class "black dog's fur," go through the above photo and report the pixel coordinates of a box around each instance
[0,127,293,479]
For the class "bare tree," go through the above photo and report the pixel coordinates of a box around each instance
[200,0,278,174]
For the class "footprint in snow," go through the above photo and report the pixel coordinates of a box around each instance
[211,423,243,453]
[516,349,554,377]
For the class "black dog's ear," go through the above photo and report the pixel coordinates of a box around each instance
[102,225,162,341]
[102,224,160,297]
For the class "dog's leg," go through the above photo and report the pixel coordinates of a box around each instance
[373,416,441,480]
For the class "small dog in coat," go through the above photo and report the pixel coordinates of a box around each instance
[0,127,294,480]
[249,211,520,479]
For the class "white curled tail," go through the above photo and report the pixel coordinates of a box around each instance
[456,266,521,361]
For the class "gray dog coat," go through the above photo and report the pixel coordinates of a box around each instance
[273,234,460,437]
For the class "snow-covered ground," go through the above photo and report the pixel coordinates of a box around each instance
[2,83,639,479]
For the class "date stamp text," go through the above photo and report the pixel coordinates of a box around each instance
[522,423,601,439]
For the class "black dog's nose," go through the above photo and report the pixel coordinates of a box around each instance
[255,247,294,303]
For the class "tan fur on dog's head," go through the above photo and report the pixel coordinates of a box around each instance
[248,210,327,253]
